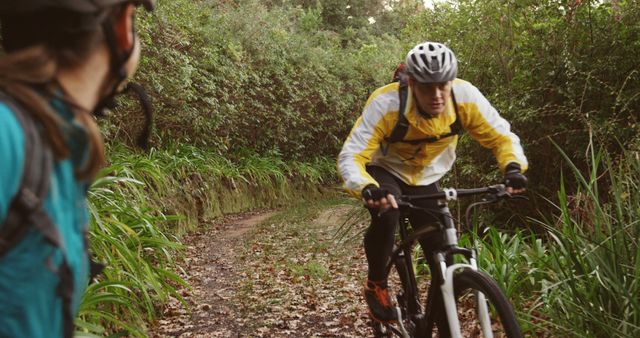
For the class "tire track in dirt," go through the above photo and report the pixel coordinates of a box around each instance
[149,202,373,337]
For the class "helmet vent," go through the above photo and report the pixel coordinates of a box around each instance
[420,54,429,66]
[411,54,419,67]
[406,41,457,82]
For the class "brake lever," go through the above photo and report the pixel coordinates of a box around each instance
[481,193,500,203]
[484,189,529,203]
[509,194,529,201]
[396,200,411,208]
[396,200,427,211]
[498,192,529,202]
[496,190,511,199]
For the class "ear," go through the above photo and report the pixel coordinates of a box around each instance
[114,4,136,50]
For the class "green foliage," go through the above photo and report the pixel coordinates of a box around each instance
[106,0,407,160]
[77,143,336,335]
[458,144,640,337]
[460,228,547,303]
[265,0,425,33]
[533,144,640,337]
[403,0,640,199]
[78,166,186,336]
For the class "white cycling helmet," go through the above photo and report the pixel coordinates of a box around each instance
[405,42,458,83]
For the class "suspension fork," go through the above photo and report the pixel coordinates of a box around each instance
[436,202,488,338]
[425,202,466,337]
[423,248,452,336]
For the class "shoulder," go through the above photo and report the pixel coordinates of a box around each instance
[367,83,400,109]
[0,102,26,154]
[0,101,26,223]
[451,78,484,102]
[364,82,401,118]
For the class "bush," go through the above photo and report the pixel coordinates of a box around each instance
[107,0,406,160]
[402,0,640,199]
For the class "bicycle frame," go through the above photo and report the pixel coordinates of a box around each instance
[435,218,493,338]
[386,186,510,338]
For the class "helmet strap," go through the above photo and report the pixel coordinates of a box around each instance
[93,10,135,117]
[94,10,154,149]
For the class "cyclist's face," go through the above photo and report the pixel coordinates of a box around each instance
[410,79,452,117]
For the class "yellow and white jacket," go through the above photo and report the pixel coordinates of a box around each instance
[338,79,528,197]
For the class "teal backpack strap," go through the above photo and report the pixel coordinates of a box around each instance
[0,92,75,338]
[0,93,60,254]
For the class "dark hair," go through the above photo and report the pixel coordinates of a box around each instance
[0,7,125,179]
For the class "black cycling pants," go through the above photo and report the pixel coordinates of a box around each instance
[363,165,444,281]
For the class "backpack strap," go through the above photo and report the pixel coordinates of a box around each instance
[449,90,462,135]
[0,93,61,255]
[384,82,463,146]
[384,75,410,144]
[0,92,75,338]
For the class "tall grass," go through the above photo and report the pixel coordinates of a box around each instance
[76,142,337,336]
[532,144,640,337]
[78,171,186,337]
[466,144,640,337]
[460,227,553,336]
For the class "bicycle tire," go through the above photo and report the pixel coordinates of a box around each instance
[452,268,522,338]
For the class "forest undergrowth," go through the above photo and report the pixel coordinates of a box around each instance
[76,143,335,337]
[79,0,640,336]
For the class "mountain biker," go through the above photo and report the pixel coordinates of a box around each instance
[337,41,528,323]
[0,1,154,337]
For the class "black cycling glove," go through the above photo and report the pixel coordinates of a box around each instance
[362,185,389,201]
[504,162,527,190]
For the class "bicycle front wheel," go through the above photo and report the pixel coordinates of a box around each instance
[452,268,522,338]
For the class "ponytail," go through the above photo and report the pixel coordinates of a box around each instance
[0,34,107,180]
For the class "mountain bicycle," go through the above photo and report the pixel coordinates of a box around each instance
[371,184,525,338]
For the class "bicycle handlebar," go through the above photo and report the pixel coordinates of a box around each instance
[396,184,528,227]
[399,184,509,204]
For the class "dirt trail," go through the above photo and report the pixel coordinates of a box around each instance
[150,211,276,337]
[149,202,375,337]
[149,203,489,337]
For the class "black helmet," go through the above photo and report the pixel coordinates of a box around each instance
[0,0,155,13]
[0,0,154,52]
